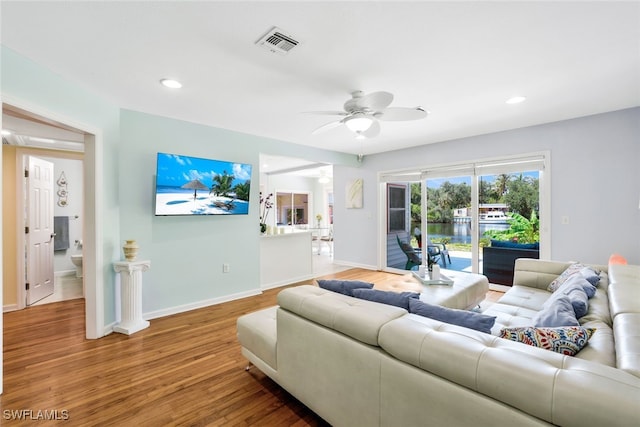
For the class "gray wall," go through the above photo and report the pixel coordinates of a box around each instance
[334,108,640,267]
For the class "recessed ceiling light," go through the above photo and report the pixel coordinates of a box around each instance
[506,96,526,104]
[160,78,182,89]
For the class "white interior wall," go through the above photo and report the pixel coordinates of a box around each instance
[42,155,84,273]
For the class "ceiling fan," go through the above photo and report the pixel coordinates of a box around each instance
[306,91,428,139]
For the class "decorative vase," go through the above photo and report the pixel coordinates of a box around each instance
[123,239,139,262]
[260,223,267,234]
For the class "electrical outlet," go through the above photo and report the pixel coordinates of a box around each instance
[223,263,230,273]
[561,216,570,225]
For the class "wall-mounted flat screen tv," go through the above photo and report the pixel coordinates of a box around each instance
[154,152,252,216]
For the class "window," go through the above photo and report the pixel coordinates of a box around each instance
[276,192,309,225]
[387,184,407,232]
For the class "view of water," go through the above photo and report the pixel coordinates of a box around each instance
[427,222,510,244]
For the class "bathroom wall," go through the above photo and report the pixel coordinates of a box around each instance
[41,154,84,274]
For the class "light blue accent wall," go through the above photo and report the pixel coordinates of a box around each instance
[1,46,121,323]
[2,46,357,324]
[336,108,640,266]
[119,110,355,313]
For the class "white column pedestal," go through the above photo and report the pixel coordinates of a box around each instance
[113,260,150,335]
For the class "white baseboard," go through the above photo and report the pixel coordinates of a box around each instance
[103,322,116,337]
[3,304,19,313]
[331,259,378,271]
[261,273,316,290]
[142,288,263,321]
[55,270,76,277]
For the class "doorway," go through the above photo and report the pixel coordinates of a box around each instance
[2,102,103,339]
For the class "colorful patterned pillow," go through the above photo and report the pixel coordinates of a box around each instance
[547,263,600,292]
[499,326,595,356]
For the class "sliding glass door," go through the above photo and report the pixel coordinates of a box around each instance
[424,175,472,272]
[383,153,548,281]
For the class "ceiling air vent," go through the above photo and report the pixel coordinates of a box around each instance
[256,27,299,55]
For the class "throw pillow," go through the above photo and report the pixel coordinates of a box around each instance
[499,326,595,356]
[317,279,374,296]
[408,299,496,334]
[351,289,420,310]
[547,263,600,292]
[533,295,579,327]
[563,274,597,298]
[544,276,594,318]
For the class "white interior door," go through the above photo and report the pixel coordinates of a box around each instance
[26,156,55,305]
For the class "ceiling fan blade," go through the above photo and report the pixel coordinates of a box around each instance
[355,91,393,111]
[360,119,381,138]
[375,107,428,121]
[301,111,348,116]
[312,119,344,135]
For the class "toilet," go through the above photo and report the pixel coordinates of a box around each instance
[70,254,83,278]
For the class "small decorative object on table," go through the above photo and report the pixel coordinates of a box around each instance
[123,239,139,262]
[316,213,322,228]
[412,269,454,286]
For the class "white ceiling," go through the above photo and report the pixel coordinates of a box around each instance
[1,1,639,159]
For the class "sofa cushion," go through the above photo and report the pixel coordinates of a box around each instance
[408,299,496,334]
[236,306,278,370]
[547,263,600,292]
[614,313,640,378]
[533,295,579,327]
[278,285,407,346]
[499,326,595,356]
[317,279,373,296]
[352,289,420,310]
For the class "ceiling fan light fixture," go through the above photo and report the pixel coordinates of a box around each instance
[345,114,373,133]
[506,96,526,104]
[160,78,182,89]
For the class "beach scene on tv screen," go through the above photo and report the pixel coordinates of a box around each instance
[155,153,252,215]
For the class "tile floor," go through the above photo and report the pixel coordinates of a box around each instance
[32,274,84,306]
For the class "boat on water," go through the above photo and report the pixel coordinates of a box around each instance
[479,211,510,224]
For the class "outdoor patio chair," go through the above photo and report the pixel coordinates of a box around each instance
[427,239,451,267]
[397,235,422,270]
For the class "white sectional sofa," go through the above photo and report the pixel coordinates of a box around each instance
[237,260,640,426]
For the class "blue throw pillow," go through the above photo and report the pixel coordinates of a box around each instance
[533,295,579,327]
[408,299,496,334]
[317,279,374,296]
[544,278,591,318]
[564,274,597,298]
[548,263,600,292]
[351,289,420,310]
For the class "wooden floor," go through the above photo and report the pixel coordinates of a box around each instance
[1,268,502,426]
